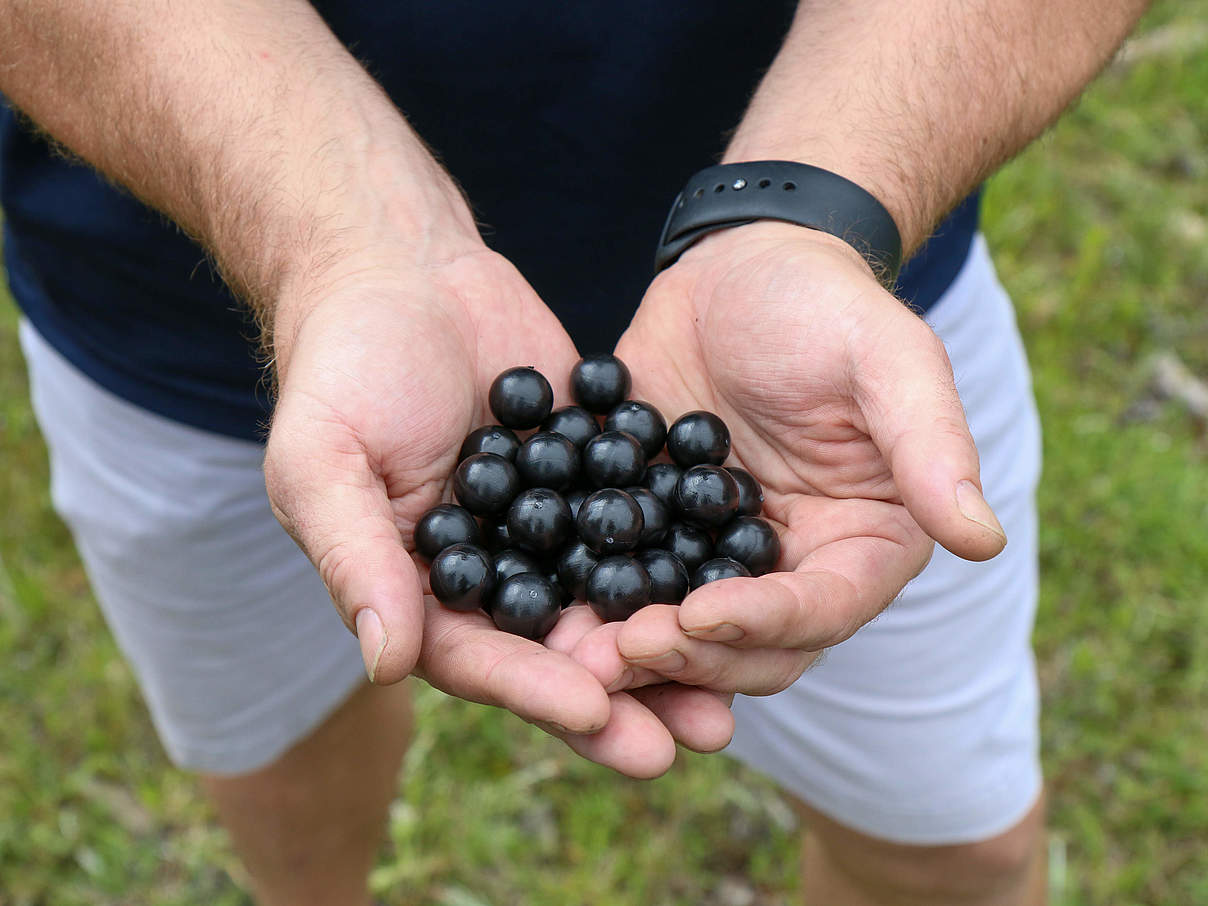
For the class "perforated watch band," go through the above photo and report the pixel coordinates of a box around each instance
[654,161,902,285]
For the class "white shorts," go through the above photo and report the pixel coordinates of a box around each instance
[19,234,1041,844]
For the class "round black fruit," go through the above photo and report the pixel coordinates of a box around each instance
[642,462,682,507]
[429,544,496,612]
[726,466,764,517]
[715,516,781,576]
[453,452,521,516]
[625,486,670,546]
[571,354,631,414]
[666,410,731,468]
[488,366,554,430]
[492,548,543,588]
[542,405,601,450]
[691,557,751,589]
[414,504,482,560]
[515,431,580,490]
[586,556,652,622]
[556,541,600,602]
[458,425,521,462]
[604,401,667,460]
[576,488,644,555]
[582,431,646,489]
[675,465,740,528]
[491,573,562,639]
[636,549,690,604]
[661,522,713,574]
[506,488,573,555]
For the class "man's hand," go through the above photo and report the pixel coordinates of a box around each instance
[572,221,1007,697]
[264,249,733,776]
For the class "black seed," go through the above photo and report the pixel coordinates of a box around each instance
[691,557,751,589]
[515,431,580,490]
[667,410,731,467]
[458,425,521,462]
[636,549,690,604]
[491,573,562,639]
[429,544,496,611]
[492,548,543,589]
[556,541,600,602]
[661,522,713,574]
[571,354,632,414]
[453,453,521,516]
[414,504,482,560]
[576,488,644,555]
[506,488,573,555]
[488,366,554,429]
[542,405,601,450]
[565,488,588,521]
[726,466,764,517]
[483,519,512,551]
[582,431,646,489]
[625,486,671,546]
[604,401,667,460]
[586,556,652,622]
[715,516,781,576]
[675,464,740,528]
[642,462,682,507]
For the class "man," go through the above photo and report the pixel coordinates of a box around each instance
[0,2,1149,904]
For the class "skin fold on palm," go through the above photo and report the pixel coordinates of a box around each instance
[263,249,734,777]
[569,221,1005,698]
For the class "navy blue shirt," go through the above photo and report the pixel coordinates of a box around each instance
[1,2,978,441]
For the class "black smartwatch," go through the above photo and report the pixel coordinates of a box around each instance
[653,161,902,286]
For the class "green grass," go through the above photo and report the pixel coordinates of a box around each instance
[2,4,1207,903]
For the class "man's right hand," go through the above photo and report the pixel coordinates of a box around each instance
[264,248,735,777]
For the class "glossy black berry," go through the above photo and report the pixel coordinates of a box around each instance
[488,366,554,430]
[414,504,482,561]
[483,519,511,551]
[727,467,764,517]
[492,548,543,588]
[491,573,562,639]
[691,557,751,589]
[625,486,670,546]
[571,354,631,414]
[642,463,682,507]
[661,522,713,574]
[542,406,601,450]
[667,410,731,468]
[565,488,588,521]
[675,465,740,528]
[453,453,521,516]
[458,425,521,463]
[429,544,496,612]
[604,401,667,460]
[636,549,690,604]
[576,488,644,555]
[586,556,652,622]
[515,431,580,491]
[546,569,574,607]
[715,516,781,576]
[556,541,600,601]
[582,431,646,489]
[506,488,573,555]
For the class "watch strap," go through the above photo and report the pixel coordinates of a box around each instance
[654,161,902,285]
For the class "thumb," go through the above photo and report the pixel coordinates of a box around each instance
[853,307,1007,562]
[264,401,424,685]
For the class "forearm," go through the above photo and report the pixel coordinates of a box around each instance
[725,0,1152,253]
[0,0,479,346]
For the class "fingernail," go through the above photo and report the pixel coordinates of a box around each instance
[606,668,636,693]
[956,480,1007,542]
[355,608,388,683]
[534,719,572,736]
[684,622,745,642]
[627,649,687,673]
